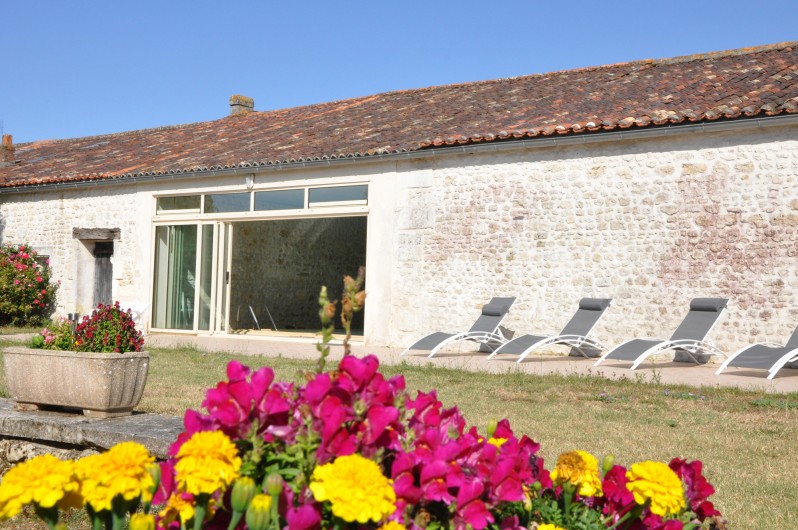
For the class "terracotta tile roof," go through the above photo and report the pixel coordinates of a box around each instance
[1,41,797,189]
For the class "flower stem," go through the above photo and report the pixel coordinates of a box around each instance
[193,494,210,530]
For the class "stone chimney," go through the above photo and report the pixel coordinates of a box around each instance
[229,95,255,115]
[1,134,14,166]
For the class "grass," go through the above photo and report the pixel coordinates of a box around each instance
[0,325,39,336]
[0,337,796,528]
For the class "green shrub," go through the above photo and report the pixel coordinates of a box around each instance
[0,243,58,326]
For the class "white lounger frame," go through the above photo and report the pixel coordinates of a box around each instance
[594,303,729,370]
[715,342,798,379]
[421,329,513,358]
[487,298,613,363]
[400,297,516,358]
[594,337,728,370]
[487,334,608,363]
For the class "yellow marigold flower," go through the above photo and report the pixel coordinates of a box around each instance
[487,437,508,448]
[538,524,567,530]
[310,454,396,523]
[75,453,112,512]
[0,454,80,519]
[550,450,603,497]
[104,442,156,502]
[175,431,241,496]
[129,512,155,530]
[626,461,686,516]
[380,521,406,530]
[75,442,155,512]
[158,493,195,526]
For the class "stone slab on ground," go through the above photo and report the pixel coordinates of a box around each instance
[0,398,182,459]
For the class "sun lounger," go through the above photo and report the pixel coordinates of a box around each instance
[400,297,516,358]
[715,324,798,379]
[594,298,728,370]
[487,298,612,363]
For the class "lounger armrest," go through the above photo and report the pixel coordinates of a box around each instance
[668,339,727,358]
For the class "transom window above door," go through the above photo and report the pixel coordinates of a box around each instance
[156,184,368,216]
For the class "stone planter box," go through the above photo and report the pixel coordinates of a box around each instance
[2,347,149,418]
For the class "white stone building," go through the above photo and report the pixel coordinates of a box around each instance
[1,42,797,352]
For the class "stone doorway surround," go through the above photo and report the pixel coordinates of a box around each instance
[72,228,120,315]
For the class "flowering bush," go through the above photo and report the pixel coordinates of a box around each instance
[31,302,144,353]
[0,243,58,326]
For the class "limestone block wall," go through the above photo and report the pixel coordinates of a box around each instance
[0,185,153,318]
[389,122,798,352]
[229,217,367,331]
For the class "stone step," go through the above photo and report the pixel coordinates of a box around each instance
[0,398,183,463]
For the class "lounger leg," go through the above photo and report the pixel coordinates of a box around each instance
[516,339,551,364]
[766,350,798,380]
[428,333,467,358]
[715,345,756,375]
[629,344,671,370]
[594,340,636,367]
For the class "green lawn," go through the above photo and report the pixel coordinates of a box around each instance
[0,337,796,528]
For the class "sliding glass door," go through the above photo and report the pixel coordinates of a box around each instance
[152,225,196,329]
[152,223,230,332]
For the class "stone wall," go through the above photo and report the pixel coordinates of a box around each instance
[389,122,798,352]
[229,217,367,331]
[0,185,153,318]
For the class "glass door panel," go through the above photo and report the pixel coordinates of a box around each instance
[198,225,214,330]
[215,223,232,333]
[152,225,198,330]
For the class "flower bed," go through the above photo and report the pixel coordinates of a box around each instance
[0,354,724,529]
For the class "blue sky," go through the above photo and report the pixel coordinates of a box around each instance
[2,0,797,143]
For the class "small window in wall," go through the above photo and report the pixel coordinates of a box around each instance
[157,195,201,213]
[254,189,305,211]
[33,254,50,269]
[204,193,250,213]
[308,185,368,207]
